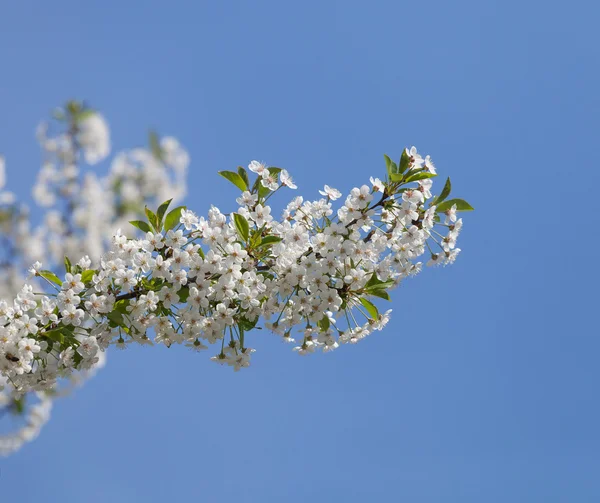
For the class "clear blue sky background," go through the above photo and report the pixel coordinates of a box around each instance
[1,1,598,501]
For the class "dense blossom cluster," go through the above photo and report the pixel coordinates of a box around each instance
[0,147,472,399]
[34,104,189,264]
[0,102,189,454]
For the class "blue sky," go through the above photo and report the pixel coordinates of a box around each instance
[1,1,599,501]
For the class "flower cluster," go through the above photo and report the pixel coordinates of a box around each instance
[0,101,190,454]
[0,148,472,395]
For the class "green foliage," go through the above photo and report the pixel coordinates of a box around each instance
[435,177,452,205]
[219,171,248,191]
[164,206,186,231]
[403,171,437,183]
[363,273,394,301]
[156,199,173,228]
[399,149,411,173]
[40,270,62,286]
[237,166,250,188]
[148,130,164,161]
[318,315,330,331]
[129,220,152,233]
[144,206,159,232]
[384,154,398,177]
[233,213,250,242]
[257,236,282,247]
[81,269,97,284]
[436,198,474,212]
[359,297,379,319]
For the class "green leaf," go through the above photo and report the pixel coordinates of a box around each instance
[399,149,411,173]
[164,206,185,231]
[66,100,82,116]
[156,199,173,229]
[404,171,437,183]
[219,171,248,191]
[389,173,404,183]
[365,273,395,290]
[40,270,62,286]
[129,220,152,233]
[367,289,391,301]
[359,297,379,319]
[318,315,330,331]
[12,397,25,415]
[237,166,250,188]
[43,328,65,344]
[144,207,159,231]
[250,231,262,249]
[177,285,190,303]
[238,316,258,332]
[435,177,452,205]
[257,236,282,247]
[257,183,271,199]
[107,311,124,328]
[384,154,398,176]
[436,198,475,213]
[64,256,72,274]
[81,269,97,283]
[149,130,163,161]
[197,247,205,259]
[233,213,249,242]
[75,109,96,122]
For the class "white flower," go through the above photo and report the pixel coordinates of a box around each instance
[370,177,385,193]
[260,170,279,191]
[444,204,457,224]
[319,185,341,200]
[280,169,297,189]
[405,146,423,169]
[248,160,267,175]
[424,155,436,174]
[28,261,42,278]
[78,113,111,165]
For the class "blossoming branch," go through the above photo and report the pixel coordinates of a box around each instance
[0,148,473,397]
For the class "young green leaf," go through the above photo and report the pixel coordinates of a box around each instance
[218,171,248,191]
[436,198,475,212]
[43,328,67,344]
[107,310,126,328]
[238,316,258,332]
[81,269,97,284]
[318,315,330,331]
[129,220,152,233]
[233,213,250,242]
[144,207,159,231]
[367,289,391,301]
[75,109,96,122]
[237,166,250,188]
[403,171,437,183]
[64,256,72,274]
[399,149,411,173]
[434,177,452,206]
[164,206,186,231]
[178,285,190,303]
[40,270,62,286]
[156,199,173,228]
[148,130,163,161]
[359,297,379,319]
[384,154,398,176]
[365,273,395,290]
[257,236,283,247]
